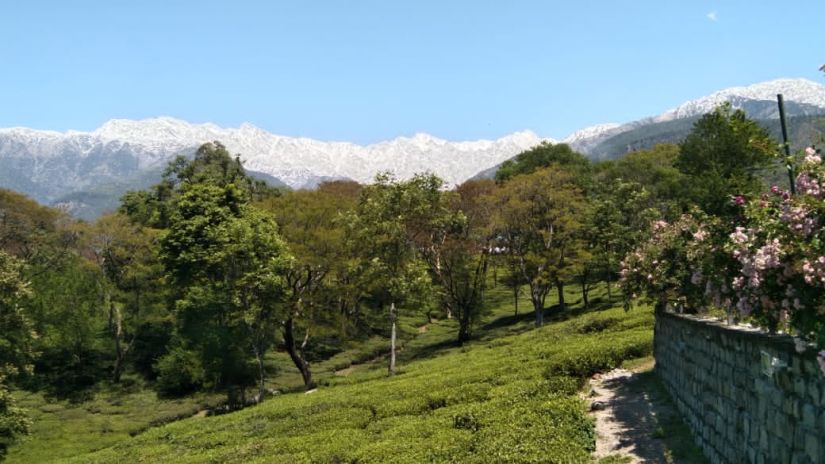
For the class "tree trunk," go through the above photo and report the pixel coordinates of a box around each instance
[530,287,545,327]
[283,317,315,390]
[581,278,589,308]
[388,302,397,375]
[107,294,125,383]
[513,284,519,316]
[457,304,472,345]
[556,280,566,310]
[606,276,612,300]
[253,343,266,403]
[654,295,667,315]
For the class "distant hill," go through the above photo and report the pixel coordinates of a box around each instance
[471,78,825,180]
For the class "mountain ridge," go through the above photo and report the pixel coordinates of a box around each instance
[1,77,824,219]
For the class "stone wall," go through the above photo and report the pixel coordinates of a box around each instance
[655,312,825,464]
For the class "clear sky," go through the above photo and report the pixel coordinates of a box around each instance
[0,0,822,143]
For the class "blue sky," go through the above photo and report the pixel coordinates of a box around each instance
[0,1,822,143]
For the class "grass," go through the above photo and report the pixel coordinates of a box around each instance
[7,381,223,463]
[10,279,656,463]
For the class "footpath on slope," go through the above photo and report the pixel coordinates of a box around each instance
[588,360,708,464]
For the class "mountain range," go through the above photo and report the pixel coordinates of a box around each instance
[1,78,824,219]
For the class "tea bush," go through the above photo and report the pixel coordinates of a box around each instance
[67,306,653,463]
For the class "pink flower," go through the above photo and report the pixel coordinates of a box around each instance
[730,227,749,245]
[734,195,746,205]
[804,147,821,164]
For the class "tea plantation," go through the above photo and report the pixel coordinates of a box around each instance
[60,304,653,464]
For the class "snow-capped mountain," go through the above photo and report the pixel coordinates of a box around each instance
[1,76,823,219]
[0,119,550,217]
[563,78,825,153]
[561,123,624,154]
[653,78,825,122]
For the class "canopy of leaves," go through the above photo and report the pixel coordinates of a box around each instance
[120,142,280,228]
[676,103,775,217]
[495,142,590,184]
[160,181,290,393]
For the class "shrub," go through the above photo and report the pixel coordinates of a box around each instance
[154,347,205,397]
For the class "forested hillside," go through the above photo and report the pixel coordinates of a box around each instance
[1,105,822,462]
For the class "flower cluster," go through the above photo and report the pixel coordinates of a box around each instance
[619,212,733,314]
[621,147,825,362]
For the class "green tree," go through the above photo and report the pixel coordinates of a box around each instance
[258,187,356,390]
[120,142,279,228]
[87,214,166,383]
[420,179,495,343]
[0,251,35,459]
[489,167,587,326]
[593,143,684,218]
[161,182,291,405]
[348,173,438,374]
[676,104,775,216]
[25,256,106,396]
[582,180,660,302]
[495,142,591,184]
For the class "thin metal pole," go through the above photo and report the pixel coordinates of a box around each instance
[777,94,796,194]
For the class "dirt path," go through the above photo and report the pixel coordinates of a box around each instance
[588,362,707,463]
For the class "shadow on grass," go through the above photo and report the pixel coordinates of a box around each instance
[482,296,621,332]
[399,338,461,362]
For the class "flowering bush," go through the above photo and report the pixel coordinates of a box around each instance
[619,212,735,314]
[622,147,825,371]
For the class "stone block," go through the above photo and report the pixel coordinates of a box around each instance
[801,403,816,429]
[775,414,792,442]
[804,433,819,462]
[806,382,820,406]
[794,377,807,398]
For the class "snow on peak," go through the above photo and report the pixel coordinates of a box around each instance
[2,119,548,188]
[564,78,825,152]
[94,117,225,148]
[656,78,825,122]
[562,123,622,144]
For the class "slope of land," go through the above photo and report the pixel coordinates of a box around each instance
[60,300,653,462]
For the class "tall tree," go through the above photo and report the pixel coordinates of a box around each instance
[348,173,438,374]
[120,141,279,228]
[495,142,591,184]
[0,251,35,459]
[676,104,774,217]
[489,167,587,326]
[258,187,356,390]
[161,183,290,405]
[87,214,165,383]
[419,179,495,343]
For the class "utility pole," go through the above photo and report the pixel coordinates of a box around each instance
[777,94,796,195]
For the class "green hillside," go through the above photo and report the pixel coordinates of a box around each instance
[590,113,825,160]
[51,297,653,464]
